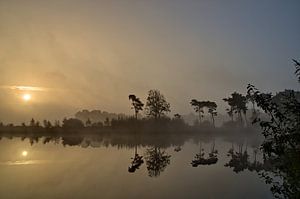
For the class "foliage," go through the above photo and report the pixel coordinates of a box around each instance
[207,102,217,126]
[75,109,126,124]
[293,59,300,83]
[247,78,300,198]
[246,91,258,118]
[145,90,170,119]
[129,94,144,119]
[190,99,205,122]
[223,92,248,124]
[190,100,217,125]
[62,118,84,129]
[43,120,52,128]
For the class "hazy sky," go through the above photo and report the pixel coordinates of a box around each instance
[0,0,300,123]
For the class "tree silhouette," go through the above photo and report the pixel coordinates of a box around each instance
[62,118,84,129]
[145,90,170,119]
[54,120,61,127]
[246,91,258,122]
[30,118,36,127]
[104,117,110,126]
[190,99,204,123]
[190,100,217,125]
[293,59,300,83]
[85,118,92,127]
[43,120,52,128]
[247,84,300,198]
[223,92,247,124]
[246,60,300,198]
[207,101,217,127]
[128,94,144,119]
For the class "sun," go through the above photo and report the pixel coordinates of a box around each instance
[22,151,28,157]
[22,94,31,101]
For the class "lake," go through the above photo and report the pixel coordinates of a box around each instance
[0,135,274,199]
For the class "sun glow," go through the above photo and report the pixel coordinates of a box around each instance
[22,151,28,157]
[22,94,31,101]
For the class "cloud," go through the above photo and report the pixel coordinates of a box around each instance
[0,85,47,92]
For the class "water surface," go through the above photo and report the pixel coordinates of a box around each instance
[0,136,274,199]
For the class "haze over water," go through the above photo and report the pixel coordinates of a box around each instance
[0,0,300,123]
[1,1,299,199]
[0,135,272,199]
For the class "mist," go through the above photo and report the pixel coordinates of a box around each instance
[0,0,299,123]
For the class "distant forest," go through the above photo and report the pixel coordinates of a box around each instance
[0,88,298,133]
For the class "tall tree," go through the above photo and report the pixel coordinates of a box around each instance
[190,99,204,123]
[191,100,217,125]
[207,101,217,127]
[247,81,300,199]
[30,118,35,127]
[129,94,144,119]
[223,92,247,124]
[145,90,170,119]
[223,97,235,122]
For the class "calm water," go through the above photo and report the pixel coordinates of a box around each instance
[0,136,274,199]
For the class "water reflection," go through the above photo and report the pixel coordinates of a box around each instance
[225,144,270,173]
[128,145,144,173]
[144,147,171,177]
[0,133,286,199]
[0,133,267,177]
[191,141,218,167]
[0,160,49,166]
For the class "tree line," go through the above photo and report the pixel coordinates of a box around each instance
[128,88,256,127]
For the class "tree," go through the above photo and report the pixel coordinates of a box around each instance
[43,120,52,128]
[145,90,170,119]
[129,94,144,119]
[223,92,248,124]
[247,84,300,199]
[86,118,92,127]
[30,118,36,127]
[62,118,84,129]
[293,59,300,83]
[104,117,110,126]
[246,60,300,199]
[207,101,217,127]
[54,120,61,127]
[190,99,204,123]
[190,100,217,126]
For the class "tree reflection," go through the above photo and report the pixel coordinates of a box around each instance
[191,141,218,167]
[128,145,144,173]
[247,148,268,172]
[225,145,270,173]
[144,147,171,177]
[224,144,249,173]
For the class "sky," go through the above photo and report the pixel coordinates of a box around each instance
[0,0,300,123]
